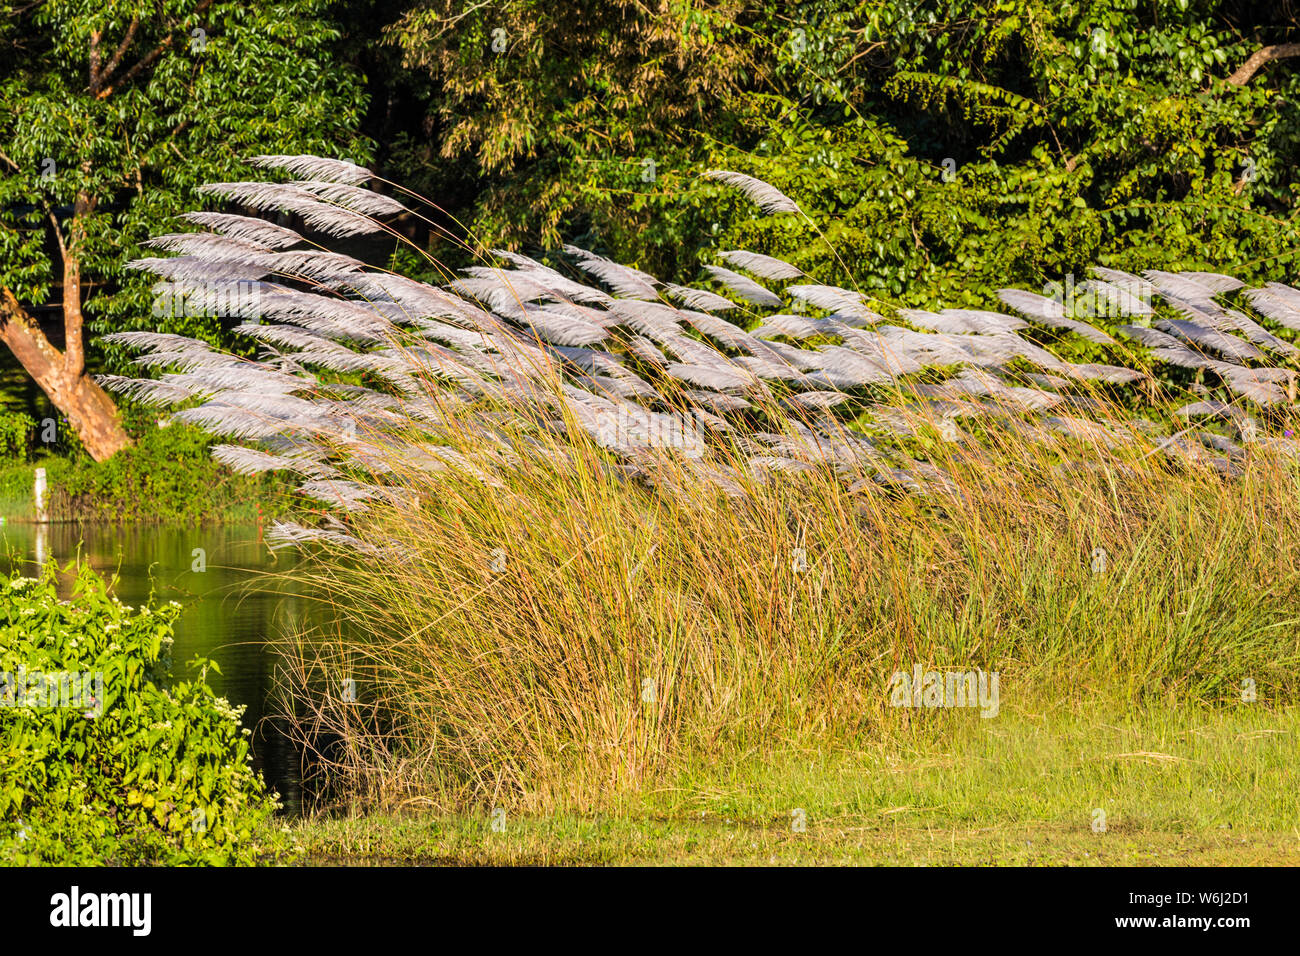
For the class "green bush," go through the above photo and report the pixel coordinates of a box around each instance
[0,414,289,523]
[0,563,289,865]
[43,419,286,524]
[0,411,34,462]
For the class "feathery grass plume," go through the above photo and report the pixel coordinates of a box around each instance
[702,264,784,308]
[103,155,1300,812]
[247,154,376,185]
[196,182,394,237]
[177,211,304,248]
[997,288,1117,344]
[704,169,803,215]
[717,249,804,280]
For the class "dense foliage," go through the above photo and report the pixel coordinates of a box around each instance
[0,0,372,371]
[385,0,1300,304]
[5,1,1300,473]
[0,564,286,864]
[0,411,35,462]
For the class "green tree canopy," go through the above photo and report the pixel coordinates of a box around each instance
[386,1,1300,311]
[0,0,370,458]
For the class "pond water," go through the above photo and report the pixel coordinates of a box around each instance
[0,521,312,814]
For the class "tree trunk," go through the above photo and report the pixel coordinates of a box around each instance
[49,374,132,461]
[0,286,131,462]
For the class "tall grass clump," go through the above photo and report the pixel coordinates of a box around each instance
[272,395,1300,812]
[104,155,1300,813]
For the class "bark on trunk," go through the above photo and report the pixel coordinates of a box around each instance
[1227,43,1300,86]
[50,374,131,461]
[0,287,131,462]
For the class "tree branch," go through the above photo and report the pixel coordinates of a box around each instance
[89,29,101,89]
[90,16,140,94]
[95,39,171,100]
[1226,42,1300,86]
[95,0,215,100]
[1,287,132,461]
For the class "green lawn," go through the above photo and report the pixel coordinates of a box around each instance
[291,700,1300,865]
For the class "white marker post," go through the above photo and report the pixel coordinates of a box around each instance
[33,466,48,523]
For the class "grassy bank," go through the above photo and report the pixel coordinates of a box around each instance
[0,419,285,524]
[292,699,1300,865]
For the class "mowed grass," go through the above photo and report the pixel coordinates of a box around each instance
[290,699,1300,865]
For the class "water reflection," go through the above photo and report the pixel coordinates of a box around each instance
[0,521,309,813]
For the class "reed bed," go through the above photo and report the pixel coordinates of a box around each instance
[270,395,1300,812]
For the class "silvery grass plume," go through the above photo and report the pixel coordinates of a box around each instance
[103,157,1300,551]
